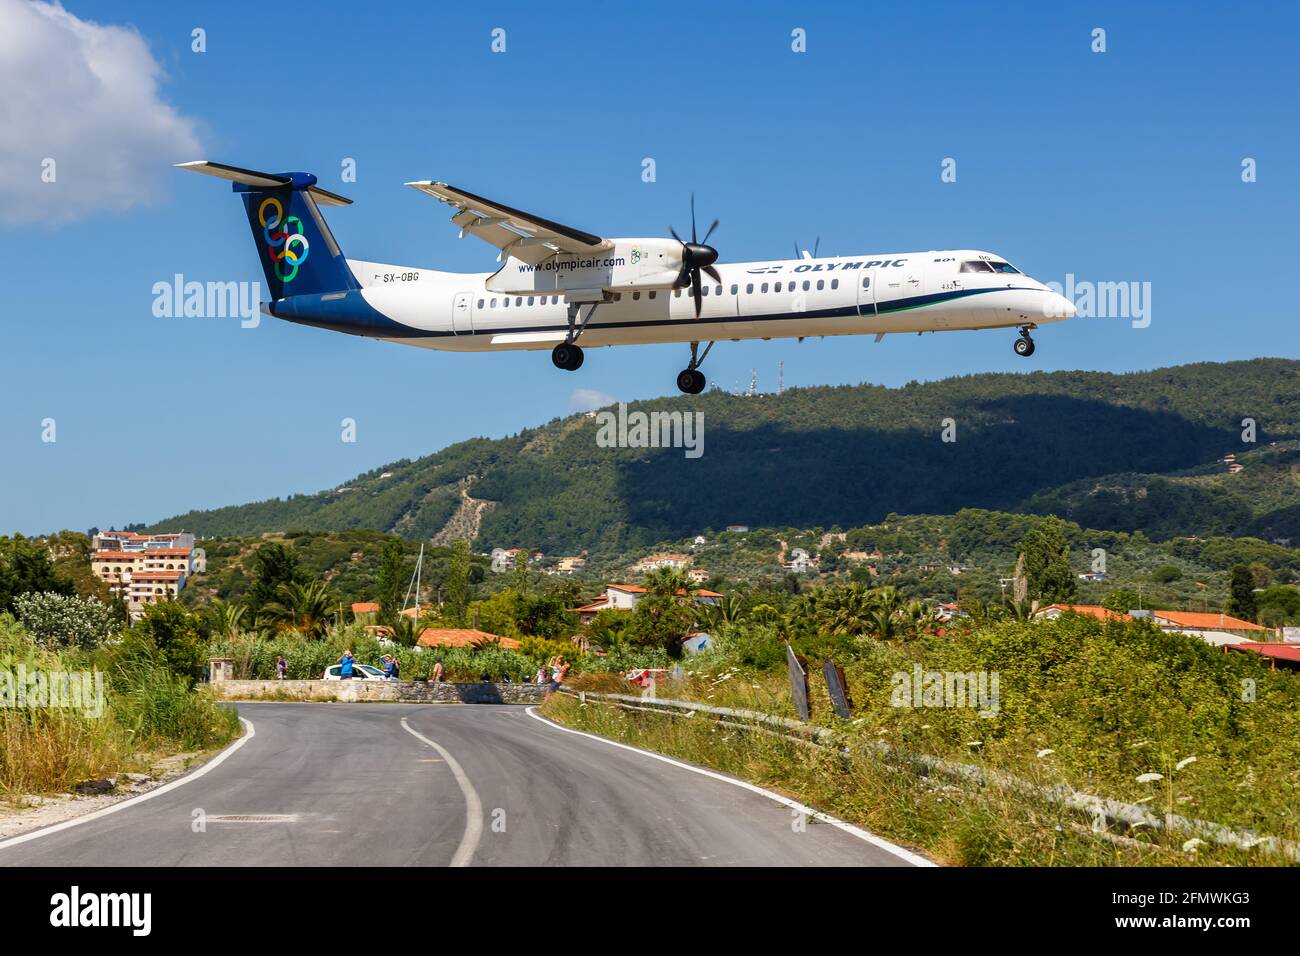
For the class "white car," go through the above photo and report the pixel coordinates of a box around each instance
[322,663,388,681]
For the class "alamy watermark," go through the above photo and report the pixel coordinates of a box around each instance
[152,274,261,328]
[595,403,704,459]
[1042,273,1151,328]
[0,665,105,718]
[890,664,999,718]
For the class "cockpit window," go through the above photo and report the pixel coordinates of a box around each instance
[959,260,995,273]
[989,261,1020,274]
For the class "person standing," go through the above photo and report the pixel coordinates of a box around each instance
[338,650,354,680]
[276,655,288,680]
[430,656,445,683]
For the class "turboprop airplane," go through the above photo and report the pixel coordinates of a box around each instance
[178,161,1077,394]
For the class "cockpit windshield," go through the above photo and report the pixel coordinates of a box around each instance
[960,259,1021,274]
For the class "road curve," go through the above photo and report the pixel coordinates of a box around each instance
[0,703,925,867]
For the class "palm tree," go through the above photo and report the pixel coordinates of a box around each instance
[815,584,877,637]
[260,581,334,639]
[206,599,247,640]
[644,566,692,600]
[693,591,746,631]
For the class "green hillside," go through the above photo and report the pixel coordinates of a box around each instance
[150,359,1300,552]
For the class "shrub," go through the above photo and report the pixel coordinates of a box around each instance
[13,591,118,651]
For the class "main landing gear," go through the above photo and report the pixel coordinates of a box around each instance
[676,340,713,394]
[552,301,600,371]
[1013,326,1036,358]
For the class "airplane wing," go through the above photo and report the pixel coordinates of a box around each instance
[405,181,613,264]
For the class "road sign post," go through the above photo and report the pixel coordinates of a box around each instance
[786,643,811,720]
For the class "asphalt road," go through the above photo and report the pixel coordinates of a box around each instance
[0,703,928,867]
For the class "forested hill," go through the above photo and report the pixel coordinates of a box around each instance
[150,359,1300,553]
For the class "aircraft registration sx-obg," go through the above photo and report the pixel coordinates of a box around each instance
[179,161,1077,394]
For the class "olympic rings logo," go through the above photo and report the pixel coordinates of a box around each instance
[258,197,310,283]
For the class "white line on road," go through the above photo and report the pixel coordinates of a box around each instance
[0,717,256,853]
[525,706,936,867]
[400,717,483,867]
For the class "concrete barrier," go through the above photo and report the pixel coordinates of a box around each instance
[212,679,546,705]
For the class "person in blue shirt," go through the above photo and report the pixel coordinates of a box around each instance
[338,650,354,679]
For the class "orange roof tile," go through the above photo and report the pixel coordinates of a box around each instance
[416,628,521,650]
[351,602,381,614]
[1037,604,1127,621]
[1154,610,1266,631]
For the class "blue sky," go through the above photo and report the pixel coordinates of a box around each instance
[2,0,1297,535]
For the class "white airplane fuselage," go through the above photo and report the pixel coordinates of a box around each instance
[272,250,1076,352]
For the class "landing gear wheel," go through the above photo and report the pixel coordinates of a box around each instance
[676,368,706,394]
[551,343,584,371]
[1013,334,1035,357]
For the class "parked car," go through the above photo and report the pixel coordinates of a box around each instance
[322,663,387,681]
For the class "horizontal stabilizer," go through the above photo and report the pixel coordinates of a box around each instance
[175,160,352,206]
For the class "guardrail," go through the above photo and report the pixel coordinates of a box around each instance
[563,688,1300,862]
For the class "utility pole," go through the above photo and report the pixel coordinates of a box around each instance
[749,368,757,396]
[778,361,784,395]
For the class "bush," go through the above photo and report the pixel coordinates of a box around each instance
[13,591,118,651]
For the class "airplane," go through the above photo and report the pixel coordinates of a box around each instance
[178,161,1077,394]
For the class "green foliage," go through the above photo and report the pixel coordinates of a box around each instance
[12,591,117,650]
[117,602,209,686]
[243,542,311,617]
[0,535,73,616]
[147,360,1300,551]
[1017,517,1076,604]
[1227,564,1258,622]
[1151,564,1183,583]
[374,538,406,625]
[445,540,470,626]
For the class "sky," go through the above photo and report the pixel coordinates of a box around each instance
[1,0,1297,535]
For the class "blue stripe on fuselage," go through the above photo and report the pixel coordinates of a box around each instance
[270,285,1037,339]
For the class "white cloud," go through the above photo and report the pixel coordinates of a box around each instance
[0,0,202,225]
[568,388,618,413]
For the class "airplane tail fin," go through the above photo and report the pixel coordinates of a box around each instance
[176,161,360,299]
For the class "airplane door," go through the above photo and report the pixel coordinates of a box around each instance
[856,271,876,316]
[452,292,474,333]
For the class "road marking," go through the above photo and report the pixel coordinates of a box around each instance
[525,707,936,867]
[0,717,256,852]
[400,717,483,867]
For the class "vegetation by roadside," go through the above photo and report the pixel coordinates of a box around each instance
[545,611,1300,867]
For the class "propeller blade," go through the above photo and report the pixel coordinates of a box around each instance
[692,272,703,318]
[813,237,820,258]
[703,264,721,284]
[670,225,683,244]
[700,218,719,246]
[690,193,697,244]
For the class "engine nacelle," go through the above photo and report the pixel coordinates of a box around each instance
[486,238,682,295]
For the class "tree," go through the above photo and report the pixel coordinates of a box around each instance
[444,540,471,627]
[244,543,310,617]
[0,535,73,615]
[205,599,247,641]
[512,549,531,598]
[1016,518,1076,606]
[122,602,208,684]
[1227,564,1258,622]
[1102,588,1141,614]
[260,581,335,639]
[375,538,406,625]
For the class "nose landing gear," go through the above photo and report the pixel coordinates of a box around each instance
[1013,326,1036,357]
[551,342,584,370]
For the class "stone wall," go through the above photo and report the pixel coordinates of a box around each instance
[211,679,546,705]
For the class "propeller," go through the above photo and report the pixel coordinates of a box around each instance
[670,194,721,318]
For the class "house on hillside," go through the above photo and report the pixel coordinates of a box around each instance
[1149,610,1269,642]
[351,602,381,623]
[1032,604,1128,622]
[631,553,689,573]
[784,548,817,574]
[687,568,710,584]
[572,583,723,624]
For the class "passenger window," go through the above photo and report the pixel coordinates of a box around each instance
[633,291,641,300]
[715,285,723,295]
[746,283,754,294]
[490,298,497,308]
[477,299,484,309]
[761,282,769,293]
[674,289,681,297]
[960,261,995,273]
[802,280,810,291]
[648,291,656,299]
[730,284,738,295]
[775,282,783,293]
[502,298,509,307]
[831,279,839,290]
[816,280,824,291]
[527,296,534,306]
[862,277,870,288]
[701,286,709,296]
